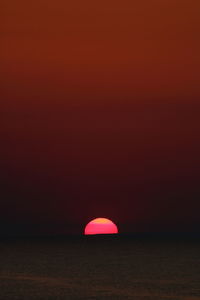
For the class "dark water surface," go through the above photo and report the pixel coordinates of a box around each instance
[0,235,199,299]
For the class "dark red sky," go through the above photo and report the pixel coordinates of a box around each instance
[1,0,200,235]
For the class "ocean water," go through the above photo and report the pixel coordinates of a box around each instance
[0,236,199,300]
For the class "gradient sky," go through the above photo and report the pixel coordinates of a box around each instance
[1,0,200,235]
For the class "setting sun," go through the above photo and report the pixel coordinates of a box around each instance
[84,218,118,235]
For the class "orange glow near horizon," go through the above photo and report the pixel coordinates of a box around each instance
[84,218,118,235]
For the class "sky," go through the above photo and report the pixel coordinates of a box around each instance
[0,0,200,235]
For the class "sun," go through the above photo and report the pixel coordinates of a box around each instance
[84,218,118,235]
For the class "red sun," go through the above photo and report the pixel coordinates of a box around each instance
[84,218,118,235]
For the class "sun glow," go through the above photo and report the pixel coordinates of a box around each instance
[84,218,118,235]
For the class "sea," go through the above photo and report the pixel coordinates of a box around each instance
[0,235,199,299]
